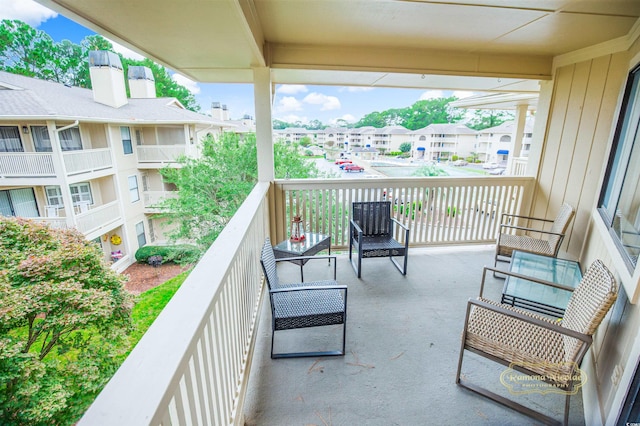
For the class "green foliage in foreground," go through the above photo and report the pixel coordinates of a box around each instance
[0,218,134,425]
[412,164,449,177]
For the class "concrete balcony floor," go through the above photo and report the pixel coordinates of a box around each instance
[243,245,585,426]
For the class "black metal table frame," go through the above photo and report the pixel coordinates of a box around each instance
[272,233,331,281]
[501,251,582,317]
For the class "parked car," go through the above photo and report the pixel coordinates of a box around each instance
[452,159,468,166]
[339,162,355,169]
[489,168,505,175]
[482,162,499,169]
[343,164,364,172]
[335,159,353,165]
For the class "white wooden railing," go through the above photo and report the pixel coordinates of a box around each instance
[143,190,178,209]
[80,182,269,425]
[75,201,121,235]
[273,176,535,247]
[63,148,113,175]
[0,153,55,177]
[510,157,528,176]
[34,217,69,230]
[137,145,188,163]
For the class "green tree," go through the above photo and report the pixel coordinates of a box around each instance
[0,20,55,80]
[465,109,514,130]
[299,136,312,147]
[158,133,322,252]
[402,97,465,130]
[399,142,412,153]
[0,217,133,425]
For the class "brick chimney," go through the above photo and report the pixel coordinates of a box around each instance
[88,51,128,108]
[128,66,156,98]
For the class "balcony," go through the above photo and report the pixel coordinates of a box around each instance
[143,190,178,213]
[137,145,189,167]
[80,175,567,425]
[0,149,113,181]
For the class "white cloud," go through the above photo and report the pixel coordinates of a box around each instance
[173,74,201,94]
[0,0,57,25]
[275,96,303,113]
[106,38,145,61]
[419,90,444,100]
[277,84,308,95]
[303,92,341,111]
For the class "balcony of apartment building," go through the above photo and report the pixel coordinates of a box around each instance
[0,124,114,185]
[135,126,194,168]
[35,176,122,238]
[39,1,640,425]
[142,172,178,214]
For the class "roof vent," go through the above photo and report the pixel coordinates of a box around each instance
[88,50,127,108]
[128,66,156,98]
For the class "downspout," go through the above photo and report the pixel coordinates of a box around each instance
[50,120,79,227]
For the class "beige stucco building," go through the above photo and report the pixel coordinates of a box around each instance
[0,52,232,271]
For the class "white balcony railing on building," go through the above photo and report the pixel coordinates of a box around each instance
[80,182,269,425]
[34,217,69,230]
[510,157,528,177]
[63,148,113,175]
[273,176,535,247]
[0,153,55,177]
[137,145,188,163]
[143,190,178,210]
[75,201,121,235]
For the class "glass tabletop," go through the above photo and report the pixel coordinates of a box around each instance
[272,233,330,256]
[505,251,582,311]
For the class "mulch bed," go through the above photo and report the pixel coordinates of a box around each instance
[122,262,191,295]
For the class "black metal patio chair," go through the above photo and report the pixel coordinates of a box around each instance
[260,237,347,359]
[349,201,409,278]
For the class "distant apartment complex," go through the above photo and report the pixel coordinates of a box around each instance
[274,117,534,164]
[0,51,233,271]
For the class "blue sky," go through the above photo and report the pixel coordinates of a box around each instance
[0,0,472,124]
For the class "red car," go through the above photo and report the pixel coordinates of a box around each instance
[343,164,364,173]
[335,159,352,165]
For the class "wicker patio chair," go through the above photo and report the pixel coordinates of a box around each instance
[495,202,575,269]
[456,260,617,425]
[260,238,347,359]
[349,201,409,278]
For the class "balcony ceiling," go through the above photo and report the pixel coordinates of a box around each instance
[38,0,640,93]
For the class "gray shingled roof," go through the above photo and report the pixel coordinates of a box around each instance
[413,123,477,135]
[0,71,231,127]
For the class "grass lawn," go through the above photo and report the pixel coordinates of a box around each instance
[129,269,190,344]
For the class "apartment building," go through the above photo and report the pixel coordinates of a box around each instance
[476,116,535,164]
[411,123,477,161]
[0,51,232,271]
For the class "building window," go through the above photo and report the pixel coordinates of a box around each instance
[31,126,52,152]
[121,126,133,154]
[45,183,93,207]
[599,64,640,271]
[0,126,23,152]
[58,127,82,150]
[128,175,140,202]
[0,188,38,217]
[135,221,147,247]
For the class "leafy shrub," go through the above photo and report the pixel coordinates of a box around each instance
[135,245,200,265]
[451,155,459,161]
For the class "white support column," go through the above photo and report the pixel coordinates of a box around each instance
[506,104,528,173]
[253,67,274,182]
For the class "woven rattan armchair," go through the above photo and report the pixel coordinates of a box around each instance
[349,201,409,278]
[456,260,617,425]
[260,238,347,359]
[495,203,575,269]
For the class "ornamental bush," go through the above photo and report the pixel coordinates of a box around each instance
[0,217,133,425]
[135,244,199,265]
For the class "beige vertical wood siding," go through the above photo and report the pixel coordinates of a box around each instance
[532,52,629,258]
